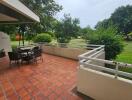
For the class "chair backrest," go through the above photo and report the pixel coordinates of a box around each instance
[33,46,39,50]
[33,48,42,57]
[8,52,20,60]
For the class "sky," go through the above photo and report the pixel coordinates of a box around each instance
[55,0,132,28]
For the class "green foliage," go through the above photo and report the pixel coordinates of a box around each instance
[81,26,94,41]
[55,14,80,43]
[20,0,62,32]
[0,0,62,36]
[111,5,132,35]
[127,32,132,40]
[95,19,114,29]
[10,34,16,41]
[57,37,71,43]
[0,24,17,35]
[95,5,132,38]
[89,26,124,60]
[45,32,55,38]
[33,33,52,43]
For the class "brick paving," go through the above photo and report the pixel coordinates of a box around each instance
[0,54,92,100]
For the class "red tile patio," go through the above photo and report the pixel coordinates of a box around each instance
[0,54,92,100]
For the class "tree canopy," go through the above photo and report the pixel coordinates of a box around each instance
[55,14,80,43]
[95,5,132,38]
[20,0,62,33]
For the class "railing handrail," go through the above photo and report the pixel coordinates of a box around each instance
[78,45,132,79]
[79,56,132,68]
[79,45,104,57]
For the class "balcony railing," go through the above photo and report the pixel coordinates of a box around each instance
[78,45,132,79]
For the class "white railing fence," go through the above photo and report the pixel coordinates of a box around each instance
[78,45,132,79]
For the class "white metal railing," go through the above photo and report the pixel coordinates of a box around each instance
[78,45,132,79]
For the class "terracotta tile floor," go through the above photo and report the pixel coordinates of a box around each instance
[0,54,92,100]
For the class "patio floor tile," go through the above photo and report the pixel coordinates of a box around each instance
[0,54,93,100]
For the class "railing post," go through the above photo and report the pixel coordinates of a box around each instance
[115,63,119,79]
[78,56,83,65]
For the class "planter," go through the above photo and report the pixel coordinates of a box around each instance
[58,43,68,48]
[42,45,88,60]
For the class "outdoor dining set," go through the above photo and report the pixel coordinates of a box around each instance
[8,45,43,65]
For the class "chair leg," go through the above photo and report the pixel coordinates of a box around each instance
[21,60,23,65]
[9,61,12,67]
[15,60,17,64]
[41,56,43,62]
[17,60,21,67]
[33,57,37,64]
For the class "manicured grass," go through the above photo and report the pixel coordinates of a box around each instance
[116,41,132,73]
[50,38,87,48]
[116,41,132,64]
[69,38,87,48]
[11,41,29,48]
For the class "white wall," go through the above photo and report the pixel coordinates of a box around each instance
[42,45,88,60]
[0,32,12,52]
[77,49,132,100]
[77,67,132,100]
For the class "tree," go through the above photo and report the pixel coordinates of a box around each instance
[0,25,17,35]
[95,5,132,39]
[20,0,62,33]
[110,5,132,39]
[55,14,80,43]
[81,26,94,41]
[95,19,111,29]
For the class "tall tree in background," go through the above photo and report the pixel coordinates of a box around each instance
[55,14,80,43]
[110,5,132,38]
[95,19,111,29]
[95,5,132,40]
[20,0,62,33]
[81,26,94,41]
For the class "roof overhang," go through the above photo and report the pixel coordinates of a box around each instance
[0,0,40,24]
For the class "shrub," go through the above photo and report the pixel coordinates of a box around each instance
[89,27,124,60]
[45,32,55,38]
[33,33,52,43]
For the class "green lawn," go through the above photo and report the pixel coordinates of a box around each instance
[116,41,132,64]
[11,41,29,48]
[115,41,132,73]
[68,38,87,48]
